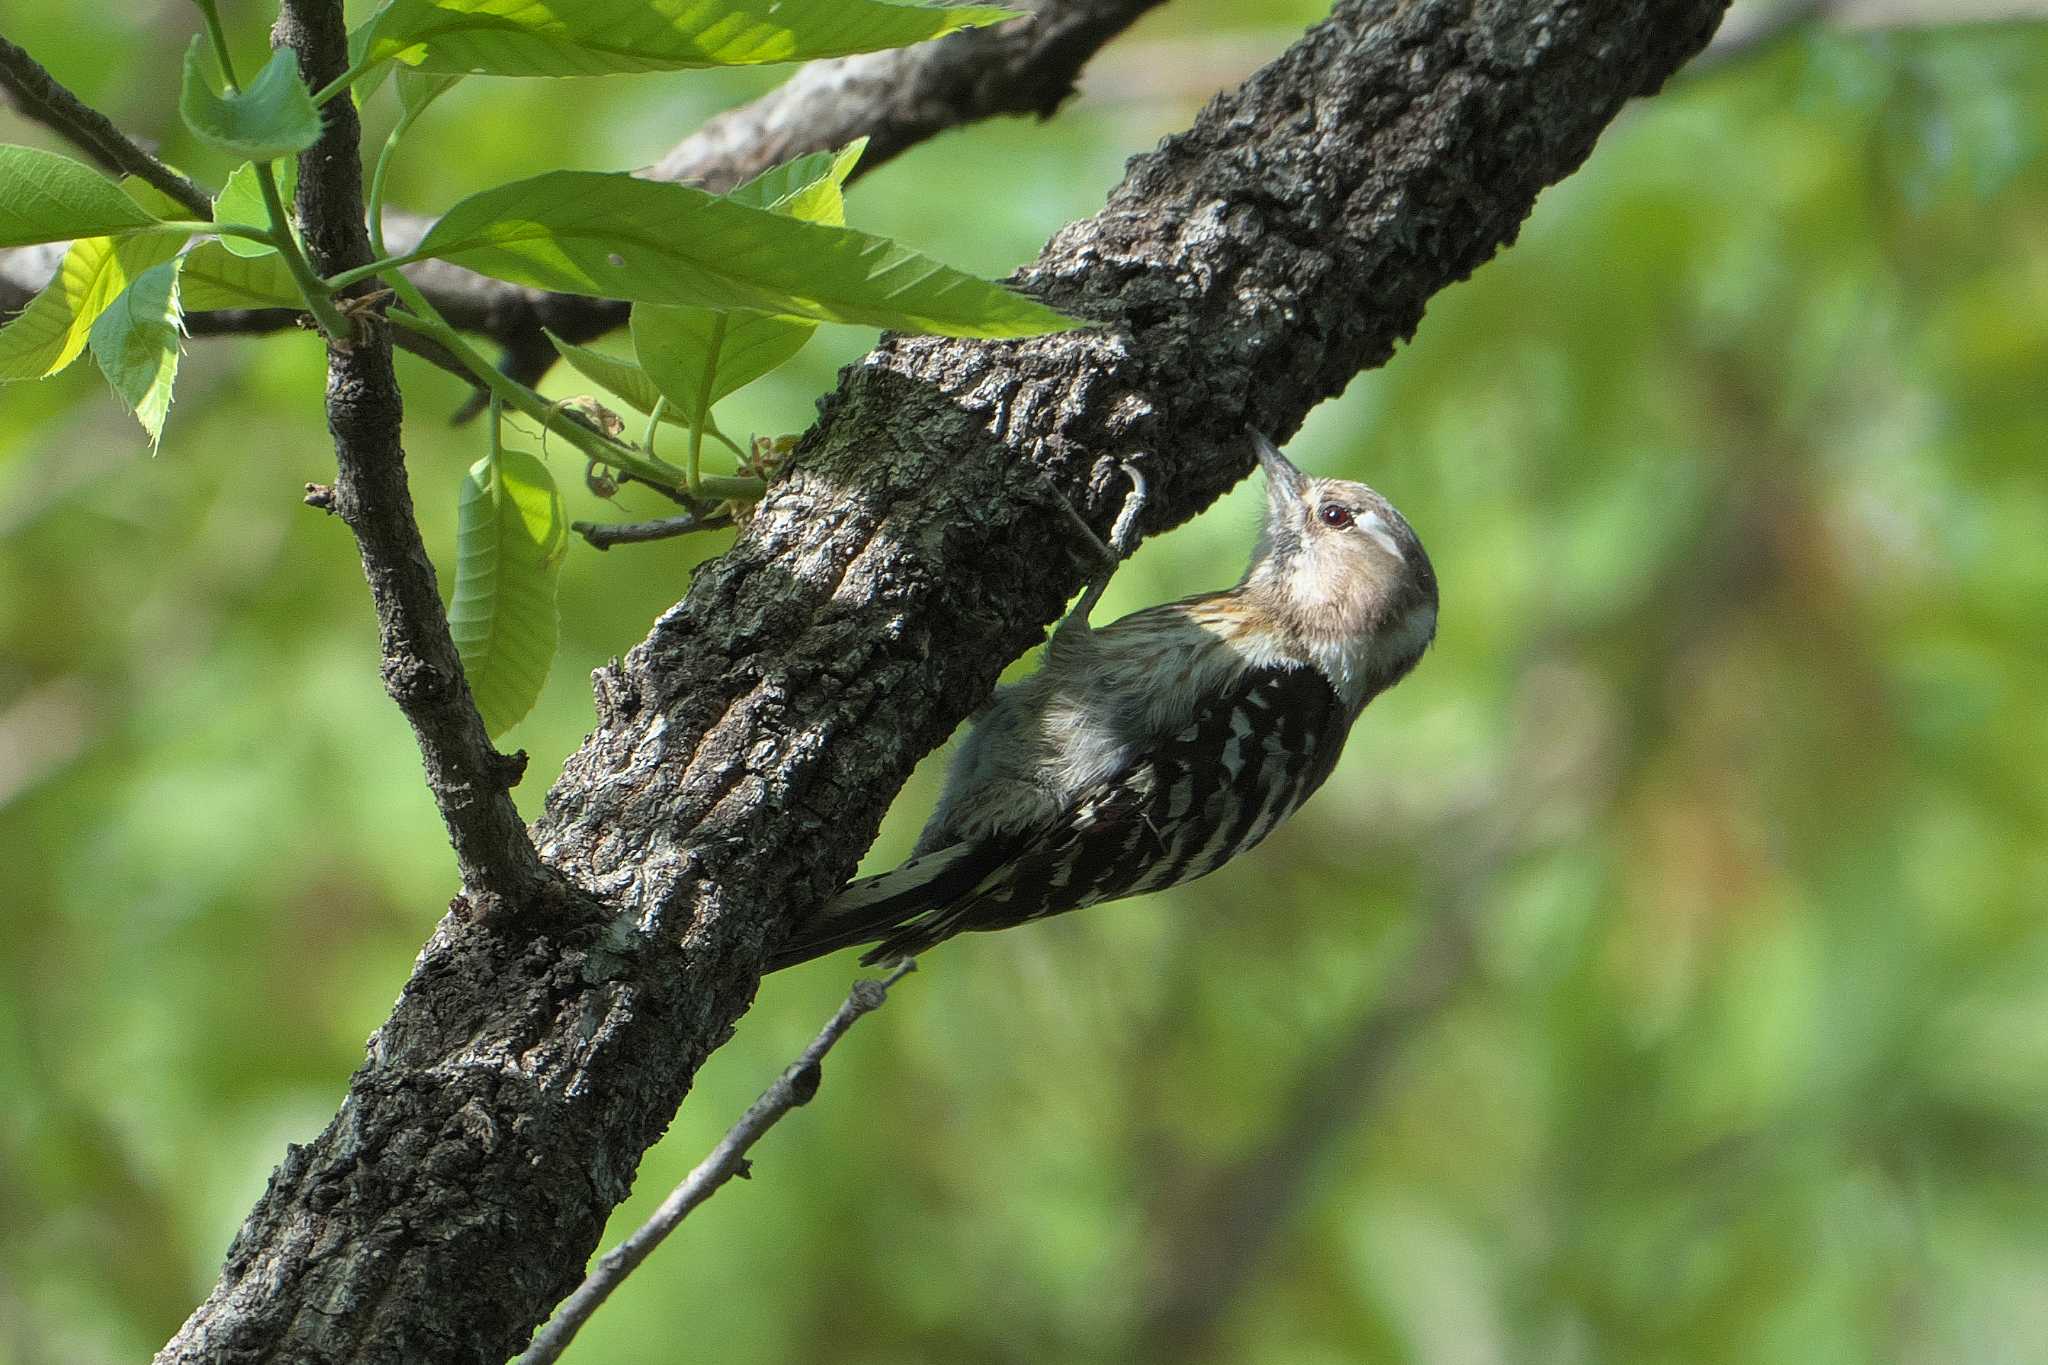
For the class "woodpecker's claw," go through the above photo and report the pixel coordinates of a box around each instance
[1061,460,1148,638]
[1105,460,1147,560]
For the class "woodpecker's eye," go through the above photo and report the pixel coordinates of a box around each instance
[1318,503,1354,530]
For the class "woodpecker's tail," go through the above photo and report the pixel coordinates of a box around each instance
[767,840,1005,972]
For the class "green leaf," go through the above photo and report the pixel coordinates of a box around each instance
[0,179,187,381]
[545,330,682,423]
[728,140,865,225]
[395,67,464,114]
[352,52,397,108]
[351,0,1019,78]
[0,227,186,382]
[546,147,863,432]
[179,40,324,161]
[89,258,185,447]
[212,159,299,258]
[449,446,568,738]
[0,145,164,248]
[178,239,302,310]
[632,305,814,416]
[611,143,855,417]
[414,171,1079,337]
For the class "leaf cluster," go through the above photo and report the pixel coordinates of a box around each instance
[0,0,1071,733]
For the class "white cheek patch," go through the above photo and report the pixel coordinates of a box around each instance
[1358,510,1404,560]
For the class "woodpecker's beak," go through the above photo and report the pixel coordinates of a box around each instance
[1252,431,1310,504]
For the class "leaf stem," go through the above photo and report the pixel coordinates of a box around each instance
[254,161,353,339]
[326,251,425,293]
[686,312,727,497]
[642,397,668,458]
[309,56,375,109]
[368,101,433,259]
[155,219,279,247]
[383,302,762,502]
[192,0,241,91]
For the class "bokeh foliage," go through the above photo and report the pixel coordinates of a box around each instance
[2,4,2045,1362]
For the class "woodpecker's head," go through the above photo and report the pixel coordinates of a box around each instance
[1244,432,1438,706]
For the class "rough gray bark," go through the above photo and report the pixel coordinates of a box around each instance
[155,1,1726,1361]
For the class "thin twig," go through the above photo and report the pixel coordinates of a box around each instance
[573,510,736,550]
[0,32,212,218]
[518,962,918,1365]
[274,0,549,903]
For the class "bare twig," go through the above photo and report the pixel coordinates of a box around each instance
[644,0,1167,189]
[0,32,212,218]
[573,509,736,550]
[273,0,549,904]
[517,962,917,1365]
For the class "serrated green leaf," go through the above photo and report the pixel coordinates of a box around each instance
[546,330,683,423]
[351,0,1019,78]
[178,239,303,310]
[179,40,324,161]
[728,140,865,225]
[0,145,165,248]
[449,446,567,738]
[212,159,299,258]
[414,171,1079,337]
[0,226,186,382]
[89,258,184,447]
[633,305,814,415]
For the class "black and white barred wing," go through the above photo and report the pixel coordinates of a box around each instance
[811,663,1352,967]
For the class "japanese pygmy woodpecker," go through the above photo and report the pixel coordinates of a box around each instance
[771,432,1438,969]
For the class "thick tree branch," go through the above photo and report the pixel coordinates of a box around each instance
[645,0,1168,188]
[0,31,213,218]
[156,3,1727,1362]
[271,0,548,908]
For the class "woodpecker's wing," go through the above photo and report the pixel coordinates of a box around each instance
[763,837,1027,971]
[771,661,1352,969]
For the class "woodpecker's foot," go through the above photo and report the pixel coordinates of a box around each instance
[1103,460,1147,561]
[1059,461,1147,637]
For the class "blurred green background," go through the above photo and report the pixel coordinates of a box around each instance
[4,2,2047,1361]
